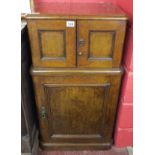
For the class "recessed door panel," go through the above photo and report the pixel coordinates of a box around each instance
[77,20,126,68]
[44,85,109,139]
[39,30,66,59]
[89,31,115,59]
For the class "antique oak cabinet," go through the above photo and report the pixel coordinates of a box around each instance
[26,2,127,150]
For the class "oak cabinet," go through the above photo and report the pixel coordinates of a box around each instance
[26,2,127,150]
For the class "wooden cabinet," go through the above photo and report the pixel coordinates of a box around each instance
[26,3,127,150]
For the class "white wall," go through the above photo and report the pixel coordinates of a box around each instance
[21,0,31,13]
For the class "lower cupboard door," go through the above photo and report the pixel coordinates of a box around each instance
[33,72,122,149]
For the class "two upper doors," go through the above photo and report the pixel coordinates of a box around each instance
[27,19,126,68]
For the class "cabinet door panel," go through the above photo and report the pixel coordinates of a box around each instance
[32,71,122,148]
[77,20,126,68]
[45,84,109,140]
[27,20,76,67]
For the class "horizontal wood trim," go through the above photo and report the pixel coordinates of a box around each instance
[44,83,110,87]
[51,134,102,139]
[40,141,112,150]
[26,14,128,20]
[31,68,124,76]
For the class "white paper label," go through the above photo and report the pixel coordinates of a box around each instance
[66,21,75,27]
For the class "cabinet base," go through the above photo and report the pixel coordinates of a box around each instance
[40,141,112,150]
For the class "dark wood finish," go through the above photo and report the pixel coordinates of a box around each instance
[26,3,127,150]
[21,23,39,155]
[31,68,122,150]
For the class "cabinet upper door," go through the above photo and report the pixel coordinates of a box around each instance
[77,20,127,68]
[27,20,76,68]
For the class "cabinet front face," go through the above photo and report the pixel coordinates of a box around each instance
[27,20,76,67]
[33,73,121,149]
[28,19,126,68]
[77,20,126,68]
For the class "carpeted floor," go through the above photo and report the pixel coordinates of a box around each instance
[38,147,129,155]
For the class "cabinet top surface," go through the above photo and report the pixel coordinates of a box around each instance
[27,2,127,20]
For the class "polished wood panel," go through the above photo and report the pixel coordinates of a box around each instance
[45,84,109,136]
[89,31,114,58]
[77,20,126,68]
[39,30,65,59]
[27,19,76,68]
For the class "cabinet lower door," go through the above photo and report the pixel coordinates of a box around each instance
[32,71,122,150]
